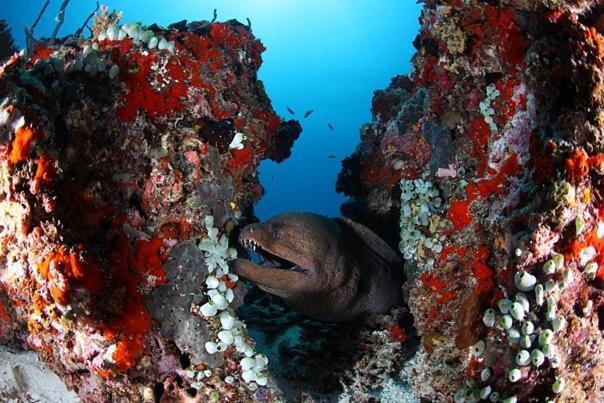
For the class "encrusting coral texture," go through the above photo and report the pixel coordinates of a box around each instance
[338,1,604,402]
[0,7,300,402]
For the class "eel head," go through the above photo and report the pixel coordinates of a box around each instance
[234,212,338,298]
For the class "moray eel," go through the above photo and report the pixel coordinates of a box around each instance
[234,212,404,322]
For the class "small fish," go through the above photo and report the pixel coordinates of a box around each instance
[286,106,296,115]
[327,123,335,131]
[303,109,314,118]
[327,155,337,159]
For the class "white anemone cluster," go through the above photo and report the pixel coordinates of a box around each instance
[454,244,581,403]
[28,21,178,80]
[28,41,120,79]
[193,215,268,389]
[97,22,175,53]
[479,83,500,133]
[399,178,444,272]
[199,215,237,278]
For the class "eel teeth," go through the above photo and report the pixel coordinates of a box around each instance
[242,238,259,251]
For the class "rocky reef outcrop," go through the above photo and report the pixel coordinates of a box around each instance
[338,1,604,401]
[0,8,300,402]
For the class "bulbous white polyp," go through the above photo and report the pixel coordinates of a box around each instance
[148,36,158,49]
[482,308,496,327]
[205,341,217,354]
[514,271,536,292]
[200,301,217,317]
[219,311,235,329]
[106,24,119,41]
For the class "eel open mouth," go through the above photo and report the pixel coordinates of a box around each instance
[240,237,308,274]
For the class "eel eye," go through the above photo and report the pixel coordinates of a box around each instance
[267,222,283,239]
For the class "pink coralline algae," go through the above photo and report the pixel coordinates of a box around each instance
[0,10,300,402]
[380,127,431,179]
[338,1,604,401]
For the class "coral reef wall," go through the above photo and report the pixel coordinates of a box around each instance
[0,11,300,402]
[338,1,604,401]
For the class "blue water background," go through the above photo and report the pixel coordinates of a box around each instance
[2,0,421,220]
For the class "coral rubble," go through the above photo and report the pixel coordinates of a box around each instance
[0,8,299,402]
[338,1,604,401]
